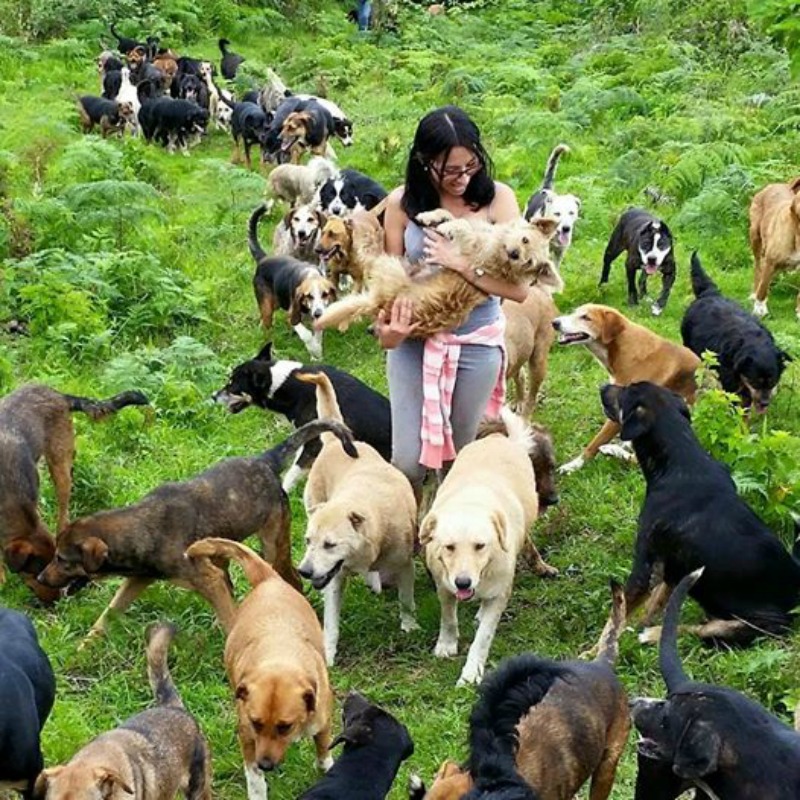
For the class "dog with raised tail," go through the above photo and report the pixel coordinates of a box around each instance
[524,144,581,269]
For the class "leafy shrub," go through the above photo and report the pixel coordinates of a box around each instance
[748,0,800,76]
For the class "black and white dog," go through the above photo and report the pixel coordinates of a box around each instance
[212,342,392,490]
[599,208,676,316]
[0,608,55,797]
[316,168,387,217]
[524,143,581,268]
[295,94,353,147]
[682,252,790,413]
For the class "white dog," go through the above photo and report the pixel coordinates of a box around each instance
[268,157,339,207]
[420,408,557,686]
[272,203,326,263]
[117,68,140,136]
[524,144,581,268]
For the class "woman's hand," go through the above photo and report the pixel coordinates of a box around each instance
[375,297,420,349]
[423,229,470,275]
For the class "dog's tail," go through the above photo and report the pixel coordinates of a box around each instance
[65,390,149,421]
[594,579,626,666]
[218,37,231,55]
[540,144,570,191]
[295,372,345,445]
[660,568,703,692]
[110,22,123,45]
[689,251,719,298]
[145,622,184,710]
[248,204,269,263]
[259,417,357,474]
[186,538,274,588]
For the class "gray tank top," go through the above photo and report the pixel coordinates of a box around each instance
[404,221,500,334]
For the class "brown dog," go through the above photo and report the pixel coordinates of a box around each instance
[37,420,355,639]
[0,384,148,603]
[33,622,211,800]
[186,538,334,800]
[553,304,699,473]
[749,176,800,318]
[502,286,558,417]
[412,584,629,800]
[315,208,385,292]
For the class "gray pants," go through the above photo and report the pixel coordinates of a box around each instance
[387,338,503,489]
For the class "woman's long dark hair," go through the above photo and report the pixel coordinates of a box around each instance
[401,105,496,219]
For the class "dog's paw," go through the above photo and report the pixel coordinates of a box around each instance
[599,443,637,463]
[434,638,458,658]
[401,615,420,633]
[457,663,483,687]
[650,303,663,316]
[318,755,334,772]
[416,209,453,229]
[753,299,769,317]
[364,571,382,594]
[638,626,662,645]
[558,455,585,474]
[535,561,559,579]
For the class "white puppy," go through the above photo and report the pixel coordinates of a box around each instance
[273,203,326,263]
[420,409,557,686]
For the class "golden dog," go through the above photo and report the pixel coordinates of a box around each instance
[749,176,800,318]
[185,539,333,800]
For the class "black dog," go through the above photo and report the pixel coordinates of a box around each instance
[0,608,55,797]
[175,73,208,109]
[631,570,800,799]
[599,208,676,315]
[76,95,133,137]
[109,23,143,55]
[600,381,800,644]
[218,38,245,80]
[101,68,122,99]
[222,96,270,169]
[317,168,387,217]
[213,341,391,489]
[299,692,414,799]
[139,97,208,152]
[682,251,790,413]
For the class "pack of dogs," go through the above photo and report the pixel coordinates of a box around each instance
[4,25,800,800]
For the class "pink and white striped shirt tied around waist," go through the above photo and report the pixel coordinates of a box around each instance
[419,317,507,469]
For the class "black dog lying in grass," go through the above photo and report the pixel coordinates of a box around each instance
[600,381,800,645]
[631,570,800,799]
[0,607,55,797]
[299,692,413,799]
[682,251,790,413]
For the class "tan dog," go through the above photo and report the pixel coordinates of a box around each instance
[297,372,418,666]
[317,213,560,336]
[553,304,699,473]
[502,286,558,416]
[315,209,385,292]
[420,408,556,686]
[267,157,339,206]
[749,176,800,318]
[34,623,211,800]
[185,539,333,800]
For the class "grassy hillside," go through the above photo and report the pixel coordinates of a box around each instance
[1,0,800,797]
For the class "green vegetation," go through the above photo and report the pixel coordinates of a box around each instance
[1,0,799,796]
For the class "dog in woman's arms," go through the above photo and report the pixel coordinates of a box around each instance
[316,212,561,337]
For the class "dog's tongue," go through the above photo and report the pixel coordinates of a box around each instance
[456,588,475,601]
[559,230,570,246]
[644,263,659,275]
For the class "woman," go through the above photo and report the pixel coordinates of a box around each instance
[376,105,529,496]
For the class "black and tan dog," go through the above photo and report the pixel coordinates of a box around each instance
[33,623,212,800]
[631,570,800,799]
[249,204,337,360]
[412,584,629,800]
[279,101,336,164]
[37,420,356,639]
[682,252,790,413]
[0,607,55,797]
[599,381,800,645]
[0,384,148,602]
[77,95,135,137]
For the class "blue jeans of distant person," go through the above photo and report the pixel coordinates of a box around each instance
[357,0,372,30]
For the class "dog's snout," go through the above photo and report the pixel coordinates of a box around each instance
[298,565,313,579]
[552,318,562,331]
[455,575,472,590]
[508,248,520,260]
[258,758,276,772]
[312,308,324,319]
[542,493,559,507]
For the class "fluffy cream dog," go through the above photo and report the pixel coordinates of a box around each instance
[420,408,557,686]
[297,372,418,666]
[316,212,560,335]
[268,157,339,206]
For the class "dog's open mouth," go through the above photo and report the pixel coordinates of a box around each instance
[455,587,475,601]
[311,560,344,590]
[557,332,591,345]
[636,737,664,760]
[281,135,299,152]
[316,245,342,262]
[213,390,252,414]
[644,263,659,275]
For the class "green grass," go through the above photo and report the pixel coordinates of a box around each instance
[1,1,800,797]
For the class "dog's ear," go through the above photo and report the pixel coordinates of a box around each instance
[492,510,509,552]
[789,176,800,194]
[94,767,134,797]
[282,208,294,229]
[530,217,558,240]
[419,513,436,546]
[4,539,35,572]
[33,766,63,799]
[315,210,327,228]
[349,511,365,531]
[289,288,304,326]
[329,717,373,750]
[302,683,317,714]
[255,341,274,362]
[619,402,652,441]
[599,309,624,344]
[673,718,721,780]
[235,683,249,701]
[81,537,108,573]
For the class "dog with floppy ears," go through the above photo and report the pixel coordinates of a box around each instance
[33,623,211,800]
[249,204,337,360]
[420,408,557,686]
[297,372,418,666]
[185,539,334,800]
[553,304,699,473]
[631,570,800,799]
